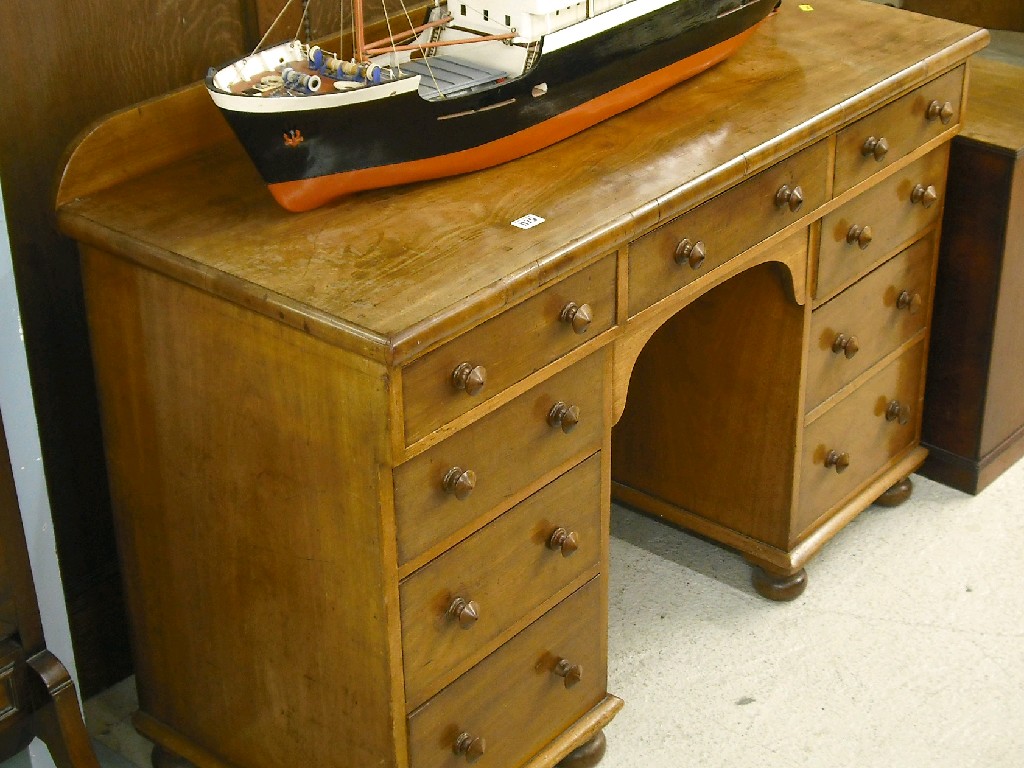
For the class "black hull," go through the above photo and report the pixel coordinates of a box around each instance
[209,0,777,202]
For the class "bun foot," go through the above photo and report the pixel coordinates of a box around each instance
[750,566,807,601]
[557,731,607,768]
[873,476,914,507]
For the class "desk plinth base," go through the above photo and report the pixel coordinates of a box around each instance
[142,695,624,768]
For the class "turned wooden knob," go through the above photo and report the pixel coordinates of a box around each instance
[447,597,480,629]
[897,290,923,314]
[825,449,851,474]
[846,224,873,250]
[548,527,579,557]
[451,362,487,396]
[559,302,593,334]
[442,467,476,500]
[831,333,860,359]
[548,402,580,433]
[911,184,938,208]
[861,136,890,161]
[926,99,954,125]
[453,732,486,763]
[775,184,804,212]
[673,238,706,270]
[554,658,583,689]
[886,400,911,425]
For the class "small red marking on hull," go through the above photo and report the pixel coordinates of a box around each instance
[269,23,762,212]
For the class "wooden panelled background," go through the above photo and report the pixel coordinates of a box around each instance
[902,0,1024,31]
[0,0,413,697]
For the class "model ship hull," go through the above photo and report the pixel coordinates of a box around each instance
[209,0,778,211]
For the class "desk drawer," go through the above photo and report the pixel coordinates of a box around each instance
[807,235,934,411]
[834,65,964,196]
[628,140,828,316]
[400,454,601,708]
[797,343,924,536]
[818,146,947,301]
[394,351,605,565]
[402,255,615,445]
[407,578,604,768]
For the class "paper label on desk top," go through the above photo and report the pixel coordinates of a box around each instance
[511,214,545,230]
[798,4,813,10]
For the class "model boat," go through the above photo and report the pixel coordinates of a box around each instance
[206,0,780,211]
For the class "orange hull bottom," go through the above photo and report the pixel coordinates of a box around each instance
[269,22,764,212]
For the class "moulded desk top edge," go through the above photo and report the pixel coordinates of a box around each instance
[56,0,988,366]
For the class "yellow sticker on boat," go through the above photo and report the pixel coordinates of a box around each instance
[799,4,813,10]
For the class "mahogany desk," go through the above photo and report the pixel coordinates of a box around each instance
[55,3,986,767]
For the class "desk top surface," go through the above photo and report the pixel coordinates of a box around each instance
[57,0,987,363]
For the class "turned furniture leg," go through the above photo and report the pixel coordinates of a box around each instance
[557,731,607,768]
[26,651,101,768]
[873,475,914,507]
[749,565,808,602]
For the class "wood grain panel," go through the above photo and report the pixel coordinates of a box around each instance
[394,352,605,566]
[612,261,805,550]
[628,139,828,317]
[902,0,1024,32]
[798,342,925,537]
[402,255,616,445]
[807,235,934,411]
[833,65,964,196]
[817,146,948,302]
[400,454,601,708]
[406,578,605,768]
[80,245,402,768]
[0,0,254,695]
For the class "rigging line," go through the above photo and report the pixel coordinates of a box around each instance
[296,0,311,42]
[396,0,444,96]
[251,0,300,55]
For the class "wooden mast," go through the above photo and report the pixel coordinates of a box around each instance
[354,0,366,61]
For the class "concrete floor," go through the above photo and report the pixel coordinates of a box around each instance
[81,459,1024,768]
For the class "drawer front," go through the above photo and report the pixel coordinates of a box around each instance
[834,66,964,196]
[407,578,605,768]
[403,254,616,445]
[628,139,828,316]
[400,454,602,708]
[797,342,925,536]
[807,235,934,411]
[818,146,947,301]
[395,351,605,565]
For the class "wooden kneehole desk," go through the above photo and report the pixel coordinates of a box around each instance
[55,2,986,767]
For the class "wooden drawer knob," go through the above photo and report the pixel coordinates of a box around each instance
[896,290,923,314]
[825,449,851,474]
[559,302,593,334]
[861,136,890,162]
[554,658,583,688]
[548,527,579,557]
[673,238,706,270]
[911,184,938,208]
[453,732,486,763]
[451,362,487,396]
[775,184,804,212]
[926,99,955,125]
[831,333,860,359]
[886,400,912,425]
[443,467,476,500]
[447,597,480,629]
[548,402,580,433]
[846,224,873,250]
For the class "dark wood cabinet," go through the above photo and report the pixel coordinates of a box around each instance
[920,57,1024,493]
